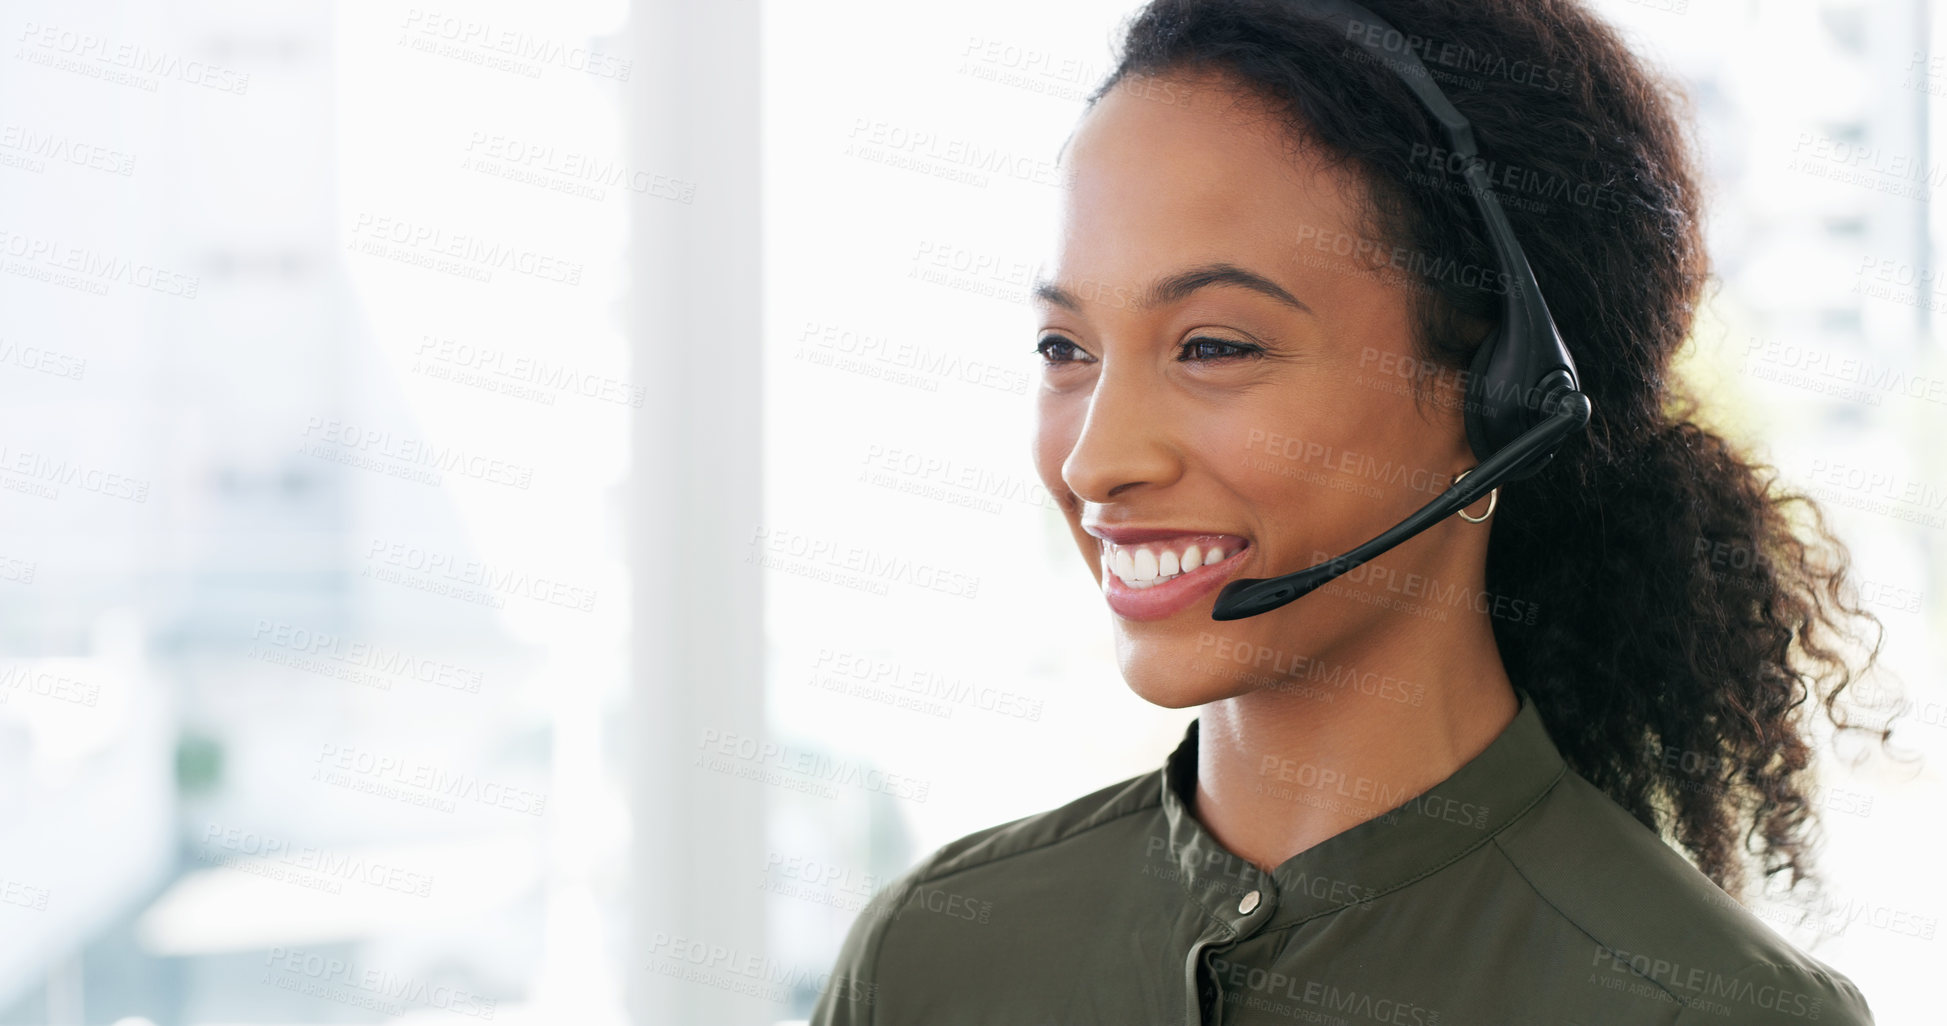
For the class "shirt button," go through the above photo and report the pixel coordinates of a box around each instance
[1238,889,1261,914]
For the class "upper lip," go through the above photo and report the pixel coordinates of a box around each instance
[1082,523,1251,546]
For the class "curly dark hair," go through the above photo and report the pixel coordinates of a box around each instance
[1085,0,1902,904]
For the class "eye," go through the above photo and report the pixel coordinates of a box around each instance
[1178,336,1266,362]
[1033,335,1092,364]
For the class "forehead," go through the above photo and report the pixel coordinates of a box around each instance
[1048,71,1369,297]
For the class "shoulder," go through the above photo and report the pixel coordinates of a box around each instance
[1492,769,1875,1025]
[909,761,1163,883]
[807,766,1162,1026]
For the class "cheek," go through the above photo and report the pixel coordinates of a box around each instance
[1183,399,1298,493]
[1208,384,1393,544]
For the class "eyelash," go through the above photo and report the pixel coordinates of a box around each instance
[1031,335,1267,364]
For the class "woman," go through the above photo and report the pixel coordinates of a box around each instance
[813,1,1894,1023]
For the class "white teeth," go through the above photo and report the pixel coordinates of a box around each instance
[1102,538,1243,588]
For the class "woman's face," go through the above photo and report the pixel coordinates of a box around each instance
[1031,71,1486,709]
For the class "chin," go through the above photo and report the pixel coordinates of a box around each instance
[1117,644,1258,709]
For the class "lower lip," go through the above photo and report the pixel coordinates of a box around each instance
[1101,543,1253,622]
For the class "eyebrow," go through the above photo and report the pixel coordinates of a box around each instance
[1031,262,1313,316]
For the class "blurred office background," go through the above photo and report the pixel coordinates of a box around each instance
[0,0,1939,1023]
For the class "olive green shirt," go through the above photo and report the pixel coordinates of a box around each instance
[810,688,1874,1025]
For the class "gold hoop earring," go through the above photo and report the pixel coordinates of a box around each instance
[1451,468,1498,524]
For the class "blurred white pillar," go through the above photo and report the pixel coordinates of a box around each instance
[630,1,768,1024]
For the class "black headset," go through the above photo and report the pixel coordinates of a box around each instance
[1211,0,1593,621]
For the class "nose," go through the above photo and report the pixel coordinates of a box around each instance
[1060,358,1184,505]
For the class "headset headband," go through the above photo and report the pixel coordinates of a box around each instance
[1292,0,1584,478]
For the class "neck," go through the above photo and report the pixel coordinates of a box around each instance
[1190,616,1518,874]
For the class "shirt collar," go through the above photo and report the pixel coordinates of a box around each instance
[1156,686,1568,937]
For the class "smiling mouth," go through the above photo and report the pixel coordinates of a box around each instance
[1099,534,1252,589]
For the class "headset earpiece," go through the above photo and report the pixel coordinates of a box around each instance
[1463,320,1505,466]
